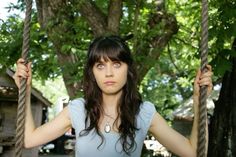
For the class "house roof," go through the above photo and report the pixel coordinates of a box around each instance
[0,69,51,106]
[172,90,218,121]
[172,98,215,121]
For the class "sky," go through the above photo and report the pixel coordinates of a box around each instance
[0,0,23,21]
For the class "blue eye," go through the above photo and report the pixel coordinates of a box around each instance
[113,62,121,68]
[96,63,104,69]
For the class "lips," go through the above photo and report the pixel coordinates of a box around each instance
[104,81,116,85]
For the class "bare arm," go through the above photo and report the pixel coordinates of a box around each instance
[24,92,71,148]
[13,58,72,148]
[149,112,196,157]
[149,65,212,157]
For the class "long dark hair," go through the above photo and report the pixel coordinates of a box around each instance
[81,35,142,154]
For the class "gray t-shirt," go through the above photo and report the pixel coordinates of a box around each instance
[68,98,156,157]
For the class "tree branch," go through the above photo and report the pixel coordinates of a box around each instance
[167,43,181,72]
[35,0,53,28]
[107,0,123,34]
[35,0,83,98]
[35,0,69,28]
[175,37,198,49]
[133,0,141,54]
[135,11,179,82]
[78,1,107,37]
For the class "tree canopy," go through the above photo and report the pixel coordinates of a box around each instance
[0,0,235,126]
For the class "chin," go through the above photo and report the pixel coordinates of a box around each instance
[102,89,123,95]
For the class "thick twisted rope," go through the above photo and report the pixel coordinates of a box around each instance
[197,0,208,157]
[15,0,32,157]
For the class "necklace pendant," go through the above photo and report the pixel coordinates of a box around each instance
[104,123,111,133]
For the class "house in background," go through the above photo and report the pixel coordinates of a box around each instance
[172,90,218,137]
[0,69,51,157]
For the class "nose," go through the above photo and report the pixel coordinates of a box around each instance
[105,64,114,77]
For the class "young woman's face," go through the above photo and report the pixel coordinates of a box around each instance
[92,57,128,95]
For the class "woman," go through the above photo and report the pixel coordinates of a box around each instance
[13,35,213,157]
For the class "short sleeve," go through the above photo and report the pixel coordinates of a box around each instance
[137,101,156,135]
[68,98,86,131]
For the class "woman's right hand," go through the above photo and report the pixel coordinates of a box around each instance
[13,58,32,89]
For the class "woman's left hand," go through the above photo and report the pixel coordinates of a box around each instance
[193,65,213,97]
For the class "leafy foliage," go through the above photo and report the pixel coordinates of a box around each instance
[0,15,23,69]
[1,0,231,113]
[1,0,236,156]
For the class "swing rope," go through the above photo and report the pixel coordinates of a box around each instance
[14,0,208,156]
[197,0,208,156]
[15,0,32,157]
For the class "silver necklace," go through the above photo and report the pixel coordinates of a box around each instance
[104,122,111,133]
[104,113,115,133]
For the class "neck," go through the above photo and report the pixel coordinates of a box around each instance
[102,91,122,114]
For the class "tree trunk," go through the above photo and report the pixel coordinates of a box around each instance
[36,0,83,98]
[208,39,236,157]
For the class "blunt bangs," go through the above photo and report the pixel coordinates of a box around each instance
[88,36,132,66]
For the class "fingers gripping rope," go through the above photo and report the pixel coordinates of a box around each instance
[15,0,32,157]
[197,0,208,157]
